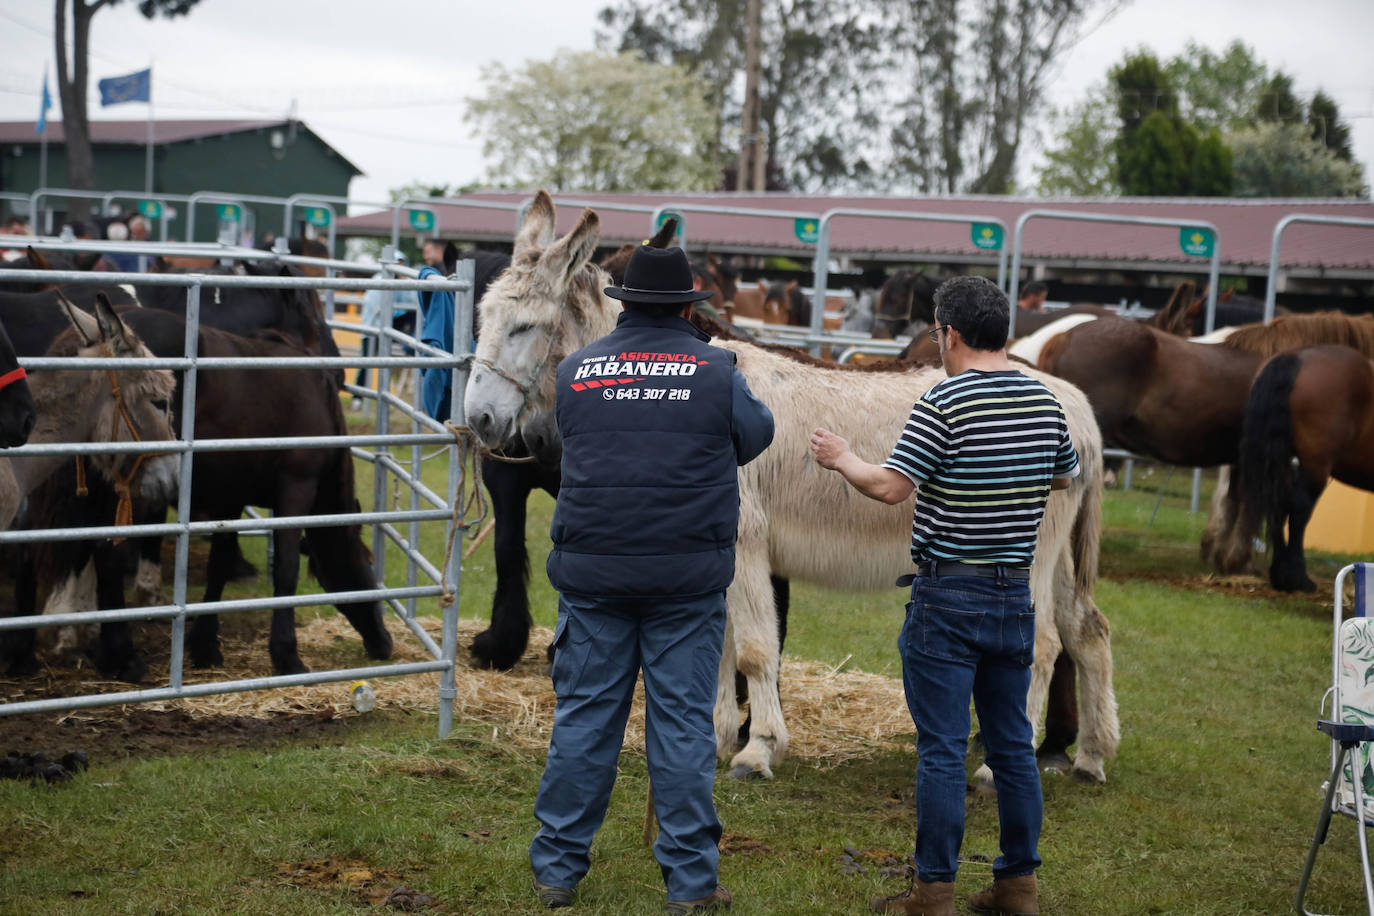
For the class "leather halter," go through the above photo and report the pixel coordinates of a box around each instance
[74,343,157,542]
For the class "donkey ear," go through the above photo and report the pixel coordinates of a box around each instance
[539,208,601,290]
[94,293,138,354]
[25,247,51,270]
[57,291,99,346]
[647,217,677,249]
[514,190,556,255]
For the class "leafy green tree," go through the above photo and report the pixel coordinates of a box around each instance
[1229,122,1366,198]
[1035,87,1118,197]
[1255,72,1304,123]
[1111,50,1233,196]
[465,51,722,192]
[1308,90,1354,161]
[54,0,204,223]
[600,0,1104,192]
[1164,39,1269,131]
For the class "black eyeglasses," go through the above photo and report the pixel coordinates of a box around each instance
[927,324,948,344]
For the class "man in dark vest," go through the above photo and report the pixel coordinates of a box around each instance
[530,246,774,913]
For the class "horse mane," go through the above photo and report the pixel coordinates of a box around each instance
[1221,311,1374,359]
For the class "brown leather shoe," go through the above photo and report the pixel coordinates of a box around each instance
[968,873,1038,915]
[532,878,574,908]
[869,878,955,915]
[665,884,732,914]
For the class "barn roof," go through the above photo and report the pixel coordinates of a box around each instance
[336,191,1374,279]
[0,119,363,175]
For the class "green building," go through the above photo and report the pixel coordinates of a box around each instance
[0,119,361,248]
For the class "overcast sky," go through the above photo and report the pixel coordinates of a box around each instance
[1,0,1371,205]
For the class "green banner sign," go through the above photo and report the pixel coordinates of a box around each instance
[655,210,684,235]
[794,218,820,245]
[408,209,434,232]
[970,222,1004,251]
[137,199,162,219]
[216,203,241,222]
[1179,226,1215,258]
[303,206,331,228]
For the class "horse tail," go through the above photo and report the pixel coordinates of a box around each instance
[1232,352,1302,552]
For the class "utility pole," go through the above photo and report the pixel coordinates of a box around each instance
[738,0,763,192]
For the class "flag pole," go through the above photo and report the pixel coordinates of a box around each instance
[38,64,50,206]
[144,63,154,193]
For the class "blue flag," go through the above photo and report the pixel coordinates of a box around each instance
[98,68,151,106]
[36,73,52,134]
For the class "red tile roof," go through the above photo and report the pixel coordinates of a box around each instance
[337,191,1374,277]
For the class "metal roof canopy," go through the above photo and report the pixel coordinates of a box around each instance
[812,208,1011,350]
[1266,214,1374,321]
[1010,209,1221,337]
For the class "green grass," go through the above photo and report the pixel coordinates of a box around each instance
[3,443,1373,914]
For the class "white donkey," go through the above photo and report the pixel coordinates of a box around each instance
[465,192,1119,784]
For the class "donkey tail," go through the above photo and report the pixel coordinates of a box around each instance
[1232,352,1302,553]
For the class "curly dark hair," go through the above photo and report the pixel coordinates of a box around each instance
[933,276,1010,351]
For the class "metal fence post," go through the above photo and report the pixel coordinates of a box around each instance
[169,281,202,689]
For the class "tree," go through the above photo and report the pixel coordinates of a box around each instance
[54,0,203,223]
[464,51,722,192]
[1111,50,1232,196]
[600,0,1106,192]
[1035,87,1117,197]
[1229,122,1366,198]
[1164,39,1268,132]
[1255,71,1304,124]
[1308,90,1354,161]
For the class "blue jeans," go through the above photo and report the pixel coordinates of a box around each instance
[530,592,726,901]
[900,573,1042,883]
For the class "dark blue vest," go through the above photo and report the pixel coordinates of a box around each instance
[546,313,738,598]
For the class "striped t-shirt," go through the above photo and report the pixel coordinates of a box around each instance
[883,370,1080,567]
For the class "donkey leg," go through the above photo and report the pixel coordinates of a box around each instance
[725,547,786,780]
[1062,593,1118,784]
[1036,654,1078,773]
[471,459,534,670]
[2,545,41,676]
[737,575,789,748]
[715,613,741,760]
[90,544,147,684]
[190,532,239,668]
[268,529,309,675]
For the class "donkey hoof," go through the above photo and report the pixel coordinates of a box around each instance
[365,633,393,660]
[1071,763,1106,785]
[274,657,310,676]
[190,648,224,669]
[1037,752,1073,777]
[730,764,767,781]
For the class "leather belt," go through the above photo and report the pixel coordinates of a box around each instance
[896,561,1031,586]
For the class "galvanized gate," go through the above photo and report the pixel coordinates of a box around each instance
[0,239,478,736]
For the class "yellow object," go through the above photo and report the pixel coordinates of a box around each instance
[1306,479,1374,555]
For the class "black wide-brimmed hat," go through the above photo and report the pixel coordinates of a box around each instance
[604,246,716,305]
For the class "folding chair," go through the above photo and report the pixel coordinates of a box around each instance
[1298,563,1374,916]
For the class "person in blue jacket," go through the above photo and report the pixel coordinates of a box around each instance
[416,253,457,422]
[529,246,774,913]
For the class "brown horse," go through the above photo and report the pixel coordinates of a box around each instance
[1037,312,1374,469]
[1229,345,1374,591]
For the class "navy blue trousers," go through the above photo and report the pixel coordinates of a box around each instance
[530,591,726,901]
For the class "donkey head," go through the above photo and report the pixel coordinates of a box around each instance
[464,190,617,452]
[57,294,179,502]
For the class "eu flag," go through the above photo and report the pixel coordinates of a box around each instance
[98,68,151,106]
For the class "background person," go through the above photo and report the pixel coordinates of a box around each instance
[353,255,421,410]
[1017,280,1048,312]
[809,275,1078,916]
[529,245,773,913]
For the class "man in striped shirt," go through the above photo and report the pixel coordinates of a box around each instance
[810,276,1078,916]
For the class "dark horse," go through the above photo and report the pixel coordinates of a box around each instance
[0,315,36,448]
[1231,345,1374,592]
[0,306,393,679]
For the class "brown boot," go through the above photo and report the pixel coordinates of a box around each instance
[968,873,1038,915]
[665,884,732,914]
[869,878,955,915]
